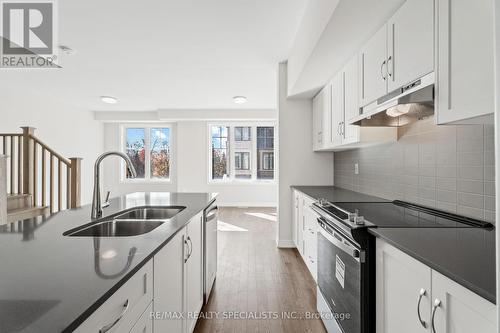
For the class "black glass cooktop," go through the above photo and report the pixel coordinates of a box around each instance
[330,200,494,229]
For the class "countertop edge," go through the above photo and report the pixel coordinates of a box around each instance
[368,228,496,304]
[63,196,216,332]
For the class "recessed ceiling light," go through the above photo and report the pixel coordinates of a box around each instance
[233,96,247,104]
[58,45,76,55]
[100,96,118,104]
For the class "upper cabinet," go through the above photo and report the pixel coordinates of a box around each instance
[314,54,396,152]
[387,0,434,91]
[359,0,434,107]
[312,85,331,150]
[436,0,495,124]
[359,25,388,106]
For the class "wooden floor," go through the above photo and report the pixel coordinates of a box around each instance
[194,207,327,333]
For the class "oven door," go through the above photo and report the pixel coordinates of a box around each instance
[317,220,361,333]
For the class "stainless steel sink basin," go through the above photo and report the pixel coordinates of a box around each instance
[115,206,185,220]
[65,220,164,237]
[64,206,186,237]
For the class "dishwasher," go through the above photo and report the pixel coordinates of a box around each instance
[203,201,218,304]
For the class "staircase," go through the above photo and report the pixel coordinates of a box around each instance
[0,127,82,225]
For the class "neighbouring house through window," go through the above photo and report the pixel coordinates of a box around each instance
[124,126,171,180]
[209,123,275,182]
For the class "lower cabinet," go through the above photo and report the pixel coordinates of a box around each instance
[292,190,319,282]
[376,239,496,333]
[130,302,153,333]
[154,212,204,333]
[74,261,154,333]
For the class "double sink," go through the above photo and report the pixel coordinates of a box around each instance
[63,206,186,237]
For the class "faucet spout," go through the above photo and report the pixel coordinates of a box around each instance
[91,151,137,219]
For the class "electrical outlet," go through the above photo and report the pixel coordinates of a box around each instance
[354,163,359,175]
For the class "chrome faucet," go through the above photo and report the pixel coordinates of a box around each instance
[91,151,137,219]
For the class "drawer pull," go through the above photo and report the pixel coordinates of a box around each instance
[416,288,427,328]
[99,299,129,333]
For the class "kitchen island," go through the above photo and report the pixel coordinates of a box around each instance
[0,192,216,333]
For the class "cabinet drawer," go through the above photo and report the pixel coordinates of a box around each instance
[129,302,153,333]
[75,261,153,333]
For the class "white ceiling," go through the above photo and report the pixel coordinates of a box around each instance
[2,0,307,111]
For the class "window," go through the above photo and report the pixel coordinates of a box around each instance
[209,123,275,182]
[257,127,274,179]
[235,152,250,170]
[211,126,229,180]
[234,127,251,141]
[124,126,171,181]
[262,152,274,170]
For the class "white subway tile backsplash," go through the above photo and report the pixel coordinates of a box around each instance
[334,116,495,223]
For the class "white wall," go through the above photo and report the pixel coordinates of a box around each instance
[277,62,334,247]
[0,85,103,205]
[101,118,278,206]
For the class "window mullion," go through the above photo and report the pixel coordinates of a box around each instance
[252,126,257,180]
[145,127,151,180]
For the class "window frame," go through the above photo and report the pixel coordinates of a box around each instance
[120,123,173,183]
[207,122,276,185]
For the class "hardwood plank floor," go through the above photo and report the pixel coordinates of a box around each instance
[194,207,327,333]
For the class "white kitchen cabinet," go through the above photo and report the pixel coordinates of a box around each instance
[431,271,496,333]
[376,239,496,333]
[312,87,326,151]
[154,212,204,333]
[342,55,360,145]
[75,261,153,333]
[292,190,303,254]
[185,212,204,333]
[129,302,153,333]
[330,74,343,147]
[154,228,185,333]
[376,239,431,333]
[359,24,388,106]
[436,0,495,124]
[302,202,319,282]
[387,0,434,91]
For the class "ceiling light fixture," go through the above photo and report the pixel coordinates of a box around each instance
[233,96,247,104]
[100,96,118,104]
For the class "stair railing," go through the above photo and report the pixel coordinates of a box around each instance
[0,127,82,213]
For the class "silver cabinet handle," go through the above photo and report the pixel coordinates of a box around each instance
[417,288,427,328]
[184,237,189,263]
[99,299,129,333]
[188,236,193,258]
[431,298,441,333]
[381,60,387,80]
[387,56,393,78]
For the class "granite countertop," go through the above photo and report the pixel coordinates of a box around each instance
[291,185,390,203]
[0,192,217,333]
[370,227,496,304]
[292,185,496,304]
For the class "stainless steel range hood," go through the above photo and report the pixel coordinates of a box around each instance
[349,72,435,127]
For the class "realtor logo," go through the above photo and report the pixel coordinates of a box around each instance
[0,0,58,68]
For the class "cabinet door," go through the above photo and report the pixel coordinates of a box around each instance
[331,74,343,147]
[154,229,185,333]
[359,24,388,106]
[342,55,360,144]
[376,239,431,333]
[387,0,434,91]
[312,89,324,151]
[302,204,318,281]
[322,83,332,148]
[431,271,496,333]
[436,0,495,123]
[292,190,300,248]
[186,213,203,333]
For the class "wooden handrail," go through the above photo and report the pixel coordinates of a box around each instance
[0,127,82,214]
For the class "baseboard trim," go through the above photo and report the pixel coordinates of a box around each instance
[219,202,277,207]
[276,239,296,248]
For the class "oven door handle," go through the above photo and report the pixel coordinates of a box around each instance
[319,227,361,261]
